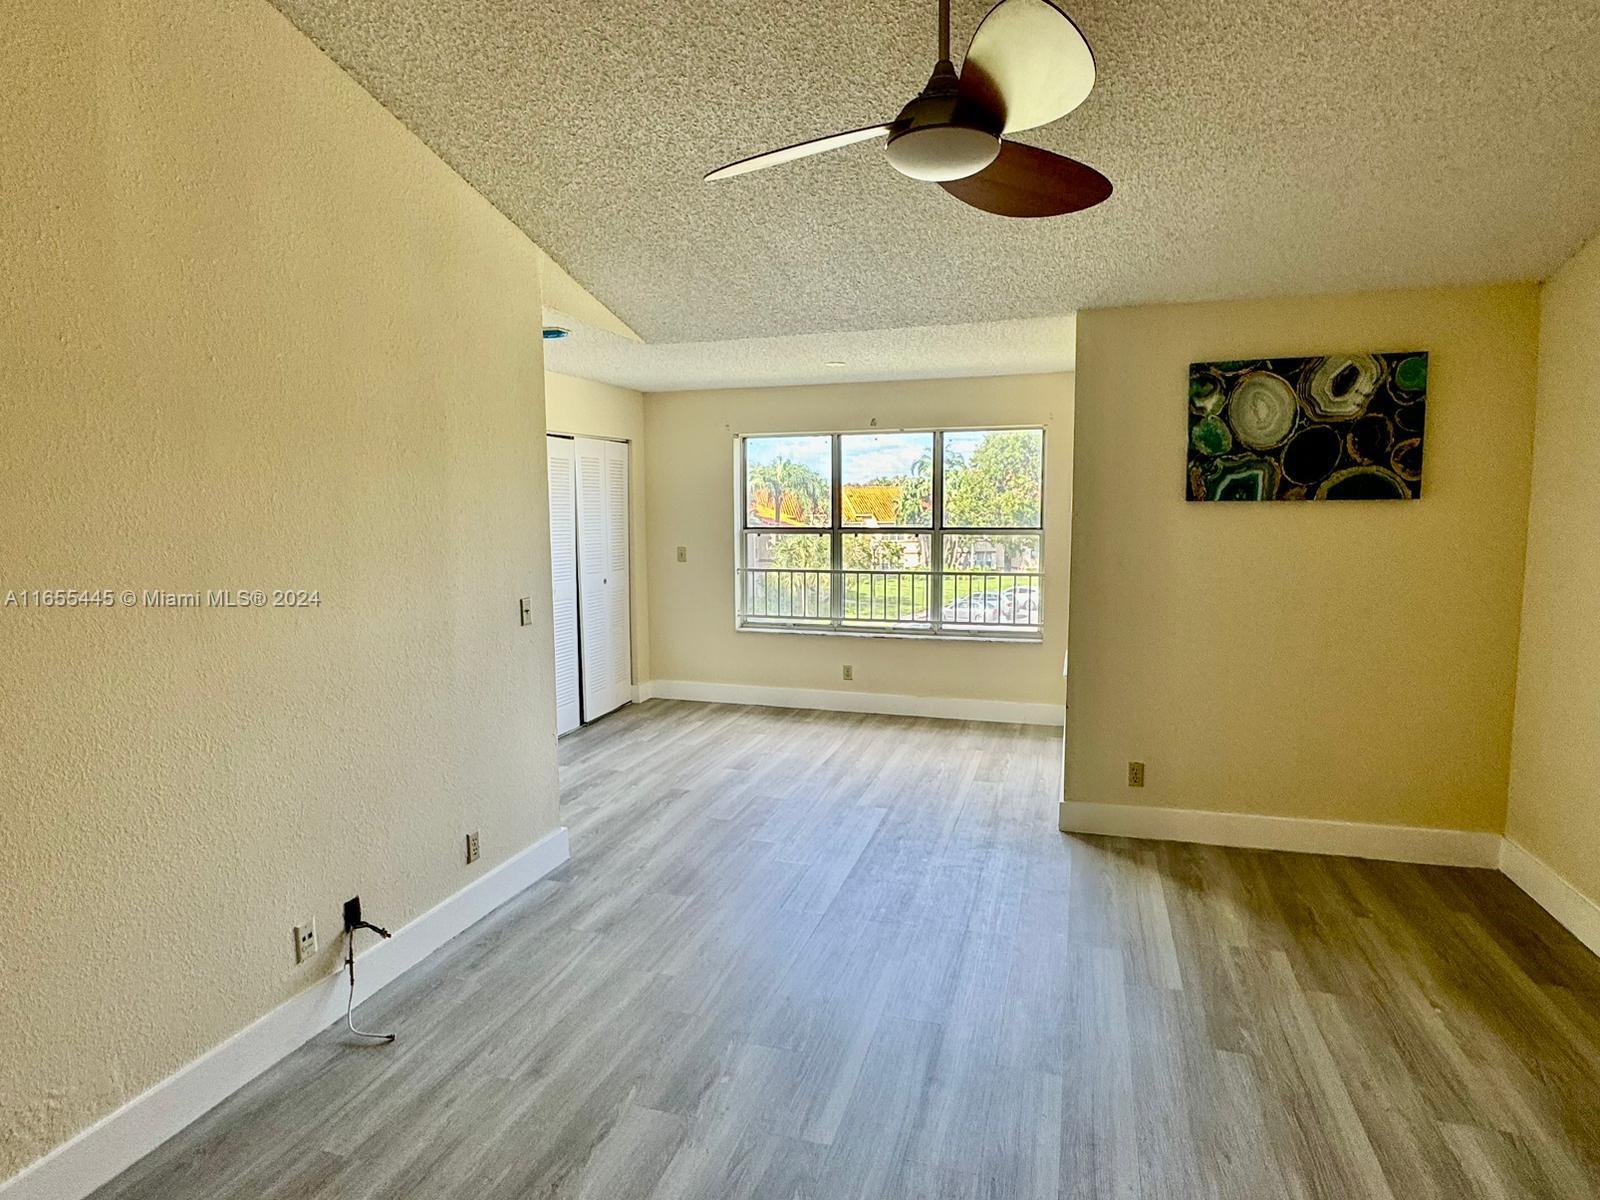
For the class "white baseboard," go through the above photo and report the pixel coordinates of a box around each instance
[0,826,571,1200]
[1499,838,1600,958]
[1058,801,1501,868]
[631,680,656,703]
[643,678,1064,727]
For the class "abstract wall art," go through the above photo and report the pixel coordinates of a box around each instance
[1187,351,1428,501]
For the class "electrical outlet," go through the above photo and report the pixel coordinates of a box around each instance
[293,920,317,964]
[842,664,853,681]
[466,830,480,864]
[1127,761,1145,788]
[676,545,687,563]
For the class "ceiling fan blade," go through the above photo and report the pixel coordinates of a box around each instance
[960,0,1095,134]
[939,140,1110,217]
[705,124,893,181]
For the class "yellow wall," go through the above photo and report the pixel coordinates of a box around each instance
[536,249,641,342]
[1066,285,1540,831]
[544,372,651,685]
[0,0,558,1179]
[1507,233,1600,904]
[643,375,1072,706]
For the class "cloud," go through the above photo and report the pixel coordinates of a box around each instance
[842,434,930,480]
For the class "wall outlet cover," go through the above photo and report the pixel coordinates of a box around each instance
[842,665,854,681]
[676,545,687,562]
[293,921,317,964]
[1127,761,1145,788]
[466,830,481,864]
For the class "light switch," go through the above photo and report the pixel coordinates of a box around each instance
[676,546,687,563]
[518,596,532,626]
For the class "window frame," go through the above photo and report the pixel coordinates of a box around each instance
[734,426,1045,642]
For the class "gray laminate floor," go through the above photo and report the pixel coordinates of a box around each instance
[92,700,1600,1199]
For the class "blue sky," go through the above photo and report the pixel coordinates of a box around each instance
[746,435,830,477]
[842,433,931,482]
[943,430,985,464]
[749,431,1032,482]
[746,432,932,482]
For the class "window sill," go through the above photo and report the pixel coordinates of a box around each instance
[735,622,1043,645]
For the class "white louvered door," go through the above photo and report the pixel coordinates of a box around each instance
[575,437,631,721]
[546,436,580,736]
[602,440,631,712]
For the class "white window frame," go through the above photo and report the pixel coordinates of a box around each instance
[734,426,1045,642]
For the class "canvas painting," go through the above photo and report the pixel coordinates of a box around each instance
[1187,352,1428,501]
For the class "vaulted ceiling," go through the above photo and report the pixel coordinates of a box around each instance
[272,0,1600,353]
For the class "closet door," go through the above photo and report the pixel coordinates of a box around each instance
[547,437,581,736]
[576,437,631,720]
[602,440,632,711]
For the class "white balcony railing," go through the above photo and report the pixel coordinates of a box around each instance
[738,567,1040,633]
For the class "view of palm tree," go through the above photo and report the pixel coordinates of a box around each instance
[744,435,832,527]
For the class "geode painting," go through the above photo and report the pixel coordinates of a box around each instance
[1187,352,1428,501]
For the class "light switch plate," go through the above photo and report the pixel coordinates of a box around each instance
[518,597,531,627]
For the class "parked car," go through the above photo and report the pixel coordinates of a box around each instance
[942,592,1003,623]
[1000,584,1040,622]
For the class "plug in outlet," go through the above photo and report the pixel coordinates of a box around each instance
[466,830,481,865]
[293,920,317,964]
[842,664,854,682]
[1127,761,1145,788]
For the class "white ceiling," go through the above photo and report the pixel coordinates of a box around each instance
[271,0,1600,383]
[543,313,1075,392]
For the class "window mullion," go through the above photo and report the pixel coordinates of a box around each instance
[932,430,944,636]
[737,436,746,627]
[829,434,843,628]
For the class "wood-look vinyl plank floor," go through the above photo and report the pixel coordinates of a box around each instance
[89,700,1600,1199]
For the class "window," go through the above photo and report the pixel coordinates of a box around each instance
[737,428,1044,639]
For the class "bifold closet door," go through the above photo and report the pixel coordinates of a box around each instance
[575,437,631,721]
[546,436,581,736]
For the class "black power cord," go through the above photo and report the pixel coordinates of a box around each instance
[342,896,396,1044]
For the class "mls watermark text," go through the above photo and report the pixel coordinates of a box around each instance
[4,588,323,610]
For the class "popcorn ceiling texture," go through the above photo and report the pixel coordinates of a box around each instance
[0,0,559,1181]
[270,0,1600,347]
[544,313,1077,391]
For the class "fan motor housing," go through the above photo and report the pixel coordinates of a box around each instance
[886,60,1002,182]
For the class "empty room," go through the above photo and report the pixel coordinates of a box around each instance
[5,1,1600,1198]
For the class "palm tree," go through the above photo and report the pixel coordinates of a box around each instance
[749,457,826,526]
[893,450,933,527]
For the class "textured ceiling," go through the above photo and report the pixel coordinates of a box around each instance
[271,0,1600,352]
[544,314,1075,392]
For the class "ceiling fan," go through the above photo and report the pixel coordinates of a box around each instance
[704,0,1110,218]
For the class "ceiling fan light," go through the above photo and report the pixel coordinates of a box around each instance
[885,125,1000,182]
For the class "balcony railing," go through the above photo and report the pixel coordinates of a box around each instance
[738,568,1040,634]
